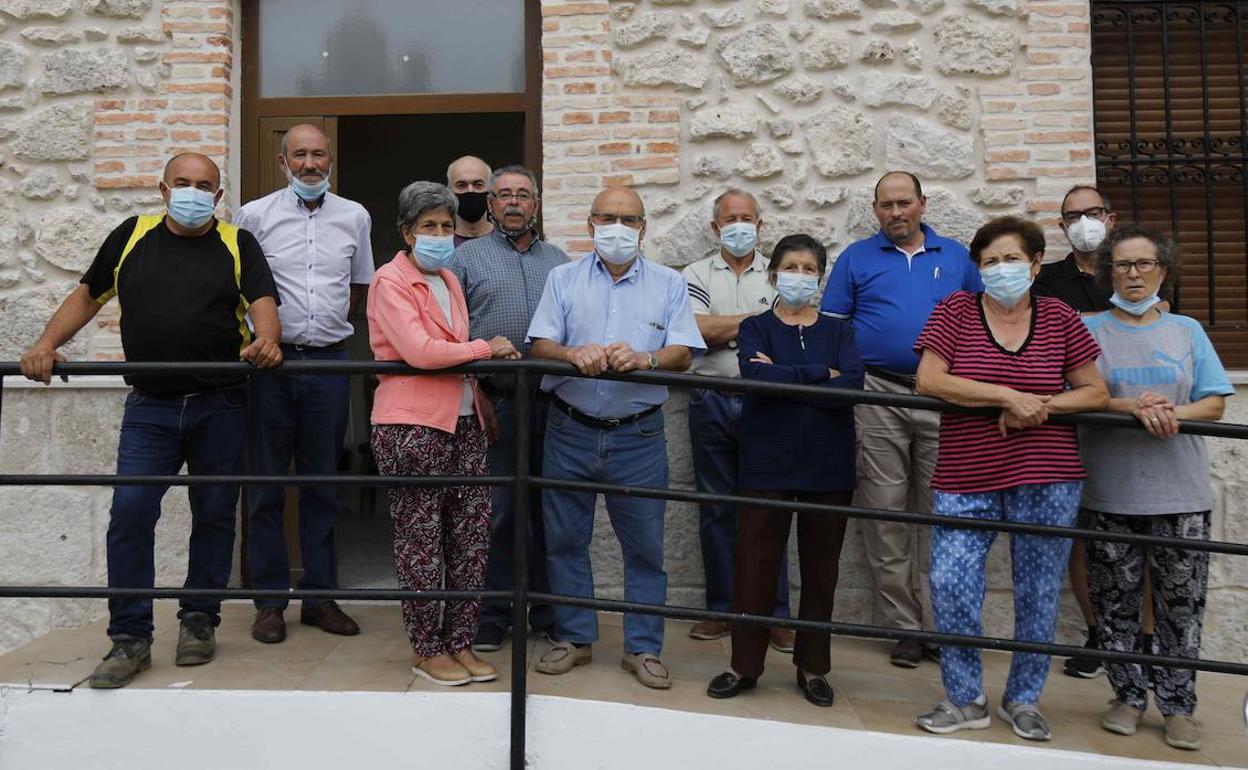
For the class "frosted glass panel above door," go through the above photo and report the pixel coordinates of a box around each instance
[258,0,525,97]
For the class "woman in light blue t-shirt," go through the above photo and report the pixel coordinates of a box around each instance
[1080,226,1233,752]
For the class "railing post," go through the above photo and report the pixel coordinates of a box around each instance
[510,366,531,770]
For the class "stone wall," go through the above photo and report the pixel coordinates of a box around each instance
[0,0,236,655]
[538,0,1095,263]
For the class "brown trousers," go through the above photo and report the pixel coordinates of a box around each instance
[730,490,852,679]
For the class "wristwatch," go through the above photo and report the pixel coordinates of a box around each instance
[647,352,658,370]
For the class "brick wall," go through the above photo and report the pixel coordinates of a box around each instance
[540,0,681,256]
[93,0,234,193]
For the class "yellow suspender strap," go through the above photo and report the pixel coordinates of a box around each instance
[214,220,252,348]
[99,214,163,307]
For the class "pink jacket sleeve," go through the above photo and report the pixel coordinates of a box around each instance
[370,275,491,369]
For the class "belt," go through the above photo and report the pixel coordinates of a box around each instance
[551,395,661,431]
[865,365,917,390]
[281,340,347,352]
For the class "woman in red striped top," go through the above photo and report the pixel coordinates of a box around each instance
[911,216,1109,742]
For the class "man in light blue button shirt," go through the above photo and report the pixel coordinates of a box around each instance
[233,124,374,643]
[527,186,705,689]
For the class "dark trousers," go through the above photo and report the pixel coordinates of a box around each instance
[730,490,851,679]
[246,347,349,609]
[107,387,245,639]
[689,389,790,616]
[1088,509,1210,716]
[479,390,554,633]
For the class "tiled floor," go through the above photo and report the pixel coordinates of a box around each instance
[2,602,1245,766]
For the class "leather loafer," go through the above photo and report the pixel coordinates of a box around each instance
[251,607,286,644]
[300,600,360,636]
[796,669,834,707]
[707,671,756,699]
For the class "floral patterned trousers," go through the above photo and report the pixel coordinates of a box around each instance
[1087,509,1210,716]
[372,419,491,658]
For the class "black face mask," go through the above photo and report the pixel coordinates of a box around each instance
[456,191,488,224]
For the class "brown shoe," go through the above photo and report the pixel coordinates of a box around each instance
[769,627,796,653]
[452,649,498,682]
[890,638,924,668]
[689,620,730,640]
[300,600,360,636]
[411,653,471,686]
[251,608,286,644]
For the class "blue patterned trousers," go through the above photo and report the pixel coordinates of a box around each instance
[930,482,1082,707]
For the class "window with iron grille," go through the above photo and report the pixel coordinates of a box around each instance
[1091,0,1248,367]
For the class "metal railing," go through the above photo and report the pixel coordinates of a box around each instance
[1,359,1247,768]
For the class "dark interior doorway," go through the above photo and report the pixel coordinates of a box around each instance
[337,112,527,267]
[332,111,526,588]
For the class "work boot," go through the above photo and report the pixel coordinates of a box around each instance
[88,637,152,689]
[175,612,216,666]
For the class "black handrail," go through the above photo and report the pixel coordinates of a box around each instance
[1,358,1245,768]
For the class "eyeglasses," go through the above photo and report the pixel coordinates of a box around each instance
[1110,258,1160,274]
[1061,207,1109,224]
[590,212,645,228]
[491,190,536,203]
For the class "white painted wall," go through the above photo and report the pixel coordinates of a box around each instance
[0,688,1212,770]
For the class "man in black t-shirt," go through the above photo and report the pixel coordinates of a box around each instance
[20,153,281,689]
[1033,185,1117,315]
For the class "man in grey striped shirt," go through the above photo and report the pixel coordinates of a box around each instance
[453,164,569,652]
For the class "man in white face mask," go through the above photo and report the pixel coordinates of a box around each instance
[1034,185,1118,318]
[233,123,375,644]
[680,189,795,652]
[527,186,706,690]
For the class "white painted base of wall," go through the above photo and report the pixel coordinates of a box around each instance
[0,688,1209,770]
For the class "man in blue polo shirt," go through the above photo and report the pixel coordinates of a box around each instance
[820,171,981,668]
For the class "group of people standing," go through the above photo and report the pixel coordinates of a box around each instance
[17,126,1229,752]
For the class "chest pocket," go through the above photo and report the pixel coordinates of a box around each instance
[633,318,666,351]
[928,262,960,302]
[113,215,251,348]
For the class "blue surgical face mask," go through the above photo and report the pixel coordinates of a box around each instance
[719,221,758,258]
[980,262,1033,308]
[166,185,217,229]
[775,271,820,308]
[413,234,456,272]
[285,165,331,202]
[1110,291,1161,316]
[593,223,641,265]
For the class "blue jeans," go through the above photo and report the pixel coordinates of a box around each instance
[689,389,790,616]
[479,391,555,633]
[542,403,668,655]
[107,386,246,639]
[930,482,1082,707]
[246,346,349,610]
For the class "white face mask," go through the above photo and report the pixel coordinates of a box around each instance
[593,222,640,265]
[1066,215,1107,253]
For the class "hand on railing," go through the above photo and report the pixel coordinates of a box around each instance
[488,336,521,360]
[18,345,65,384]
[240,336,283,368]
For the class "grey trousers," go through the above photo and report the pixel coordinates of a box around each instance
[852,372,938,632]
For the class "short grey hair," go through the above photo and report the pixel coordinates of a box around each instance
[712,188,759,221]
[488,164,540,196]
[396,181,457,231]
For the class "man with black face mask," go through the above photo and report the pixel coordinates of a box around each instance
[451,165,569,653]
[448,155,494,246]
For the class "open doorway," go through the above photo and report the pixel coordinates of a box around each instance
[334,112,526,588]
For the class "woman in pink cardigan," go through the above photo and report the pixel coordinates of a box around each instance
[368,181,519,686]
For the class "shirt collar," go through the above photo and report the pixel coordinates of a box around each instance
[873,223,941,252]
[283,185,328,216]
[711,250,767,273]
[592,252,642,282]
[1061,252,1096,279]
[488,226,541,254]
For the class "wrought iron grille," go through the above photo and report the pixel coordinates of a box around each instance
[1092,0,1248,365]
